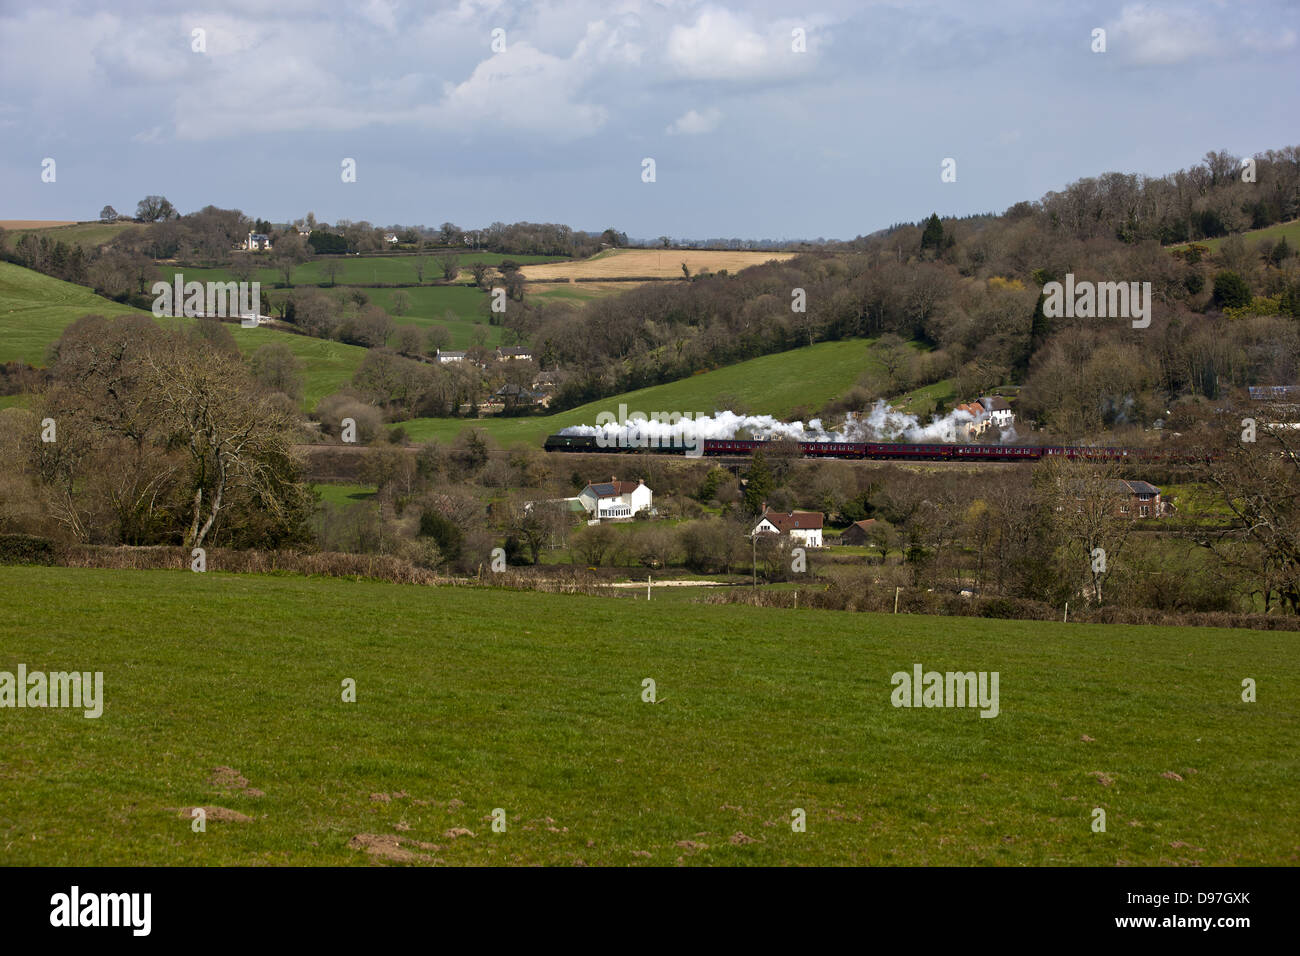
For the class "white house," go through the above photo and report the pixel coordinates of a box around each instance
[577,478,653,521]
[752,507,823,548]
[978,396,1014,429]
[383,233,399,244]
[435,349,467,363]
[244,232,273,252]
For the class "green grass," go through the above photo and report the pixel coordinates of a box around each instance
[0,262,365,408]
[0,564,1294,865]
[1168,219,1300,254]
[6,221,143,252]
[894,378,958,417]
[160,252,562,290]
[398,337,883,445]
[312,483,377,507]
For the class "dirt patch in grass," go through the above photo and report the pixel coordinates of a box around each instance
[177,806,254,823]
[348,833,441,864]
[209,766,264,796]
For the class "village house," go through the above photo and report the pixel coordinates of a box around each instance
[495,346,534,362]
[979,395,1014,429]
[839,518,877,546]
[577,478,654,522]
[954,401,992,440]
[494,383,545,409]
[435,349,467,364]
[244,232,273,252]
[1112,480,1167,518]
[383,233,399,244]
[752,506,824,548]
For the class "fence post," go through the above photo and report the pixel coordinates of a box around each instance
[1064,602,1069,623]
[647,575,651,601]
[894,587,901,614]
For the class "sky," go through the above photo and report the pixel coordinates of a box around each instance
[2,0,1297,241]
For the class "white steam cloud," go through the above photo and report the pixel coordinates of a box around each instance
[559,401,1018,445]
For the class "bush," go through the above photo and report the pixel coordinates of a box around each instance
[0,534,57,565]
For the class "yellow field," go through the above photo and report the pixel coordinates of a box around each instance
[518,247,796,282]
[0,220,78,229]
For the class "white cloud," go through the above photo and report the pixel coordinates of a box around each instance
[1107,4,1217,66]
[666,107,722,135]
[667,7,809,80]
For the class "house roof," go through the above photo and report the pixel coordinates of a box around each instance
[848,519,876,532]
[583,480,644,498]
[1249,385,1300,400]
[980,396,1012,411]
[955,401,985,418]
[757,508,824,533]
[497,346,533,356]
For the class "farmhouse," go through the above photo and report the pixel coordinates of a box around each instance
[752,507,824,548]
[839,518,877,546]
[496,346,534,362]
[577,478,653,521]
[435,349,467,363]
[244,232,273,252]
[1112,479,1166,518]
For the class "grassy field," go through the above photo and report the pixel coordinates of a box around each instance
[0,564,1294,866]
[0,263,365,407]
[1168,219,1300,254]
[312,483,377,507]
[398,337,883,445]
[0,220,143,252]
[161,252,562,290]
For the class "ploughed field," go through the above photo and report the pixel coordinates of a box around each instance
[0,565,1294,865]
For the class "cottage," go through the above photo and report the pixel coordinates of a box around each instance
[577,477,653,521]
[494,383,545,408]
[495,346,533,362]
[839,518,877,546]
[244,232,273,252]
[978,396,1014,429]
[435,349,467,364]
[752,507,824,548]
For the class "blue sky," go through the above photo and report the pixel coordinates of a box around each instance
[2,0,1297,241]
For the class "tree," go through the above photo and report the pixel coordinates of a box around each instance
[322,257,343,286]
[272,232,311,285]
[1211,270,1251,310]
[142,337,305,550]
[135,195,178,222]
[920,213,945,256]
[99,205,118,222]
[250,343,304,401]
[743,450,773,515]
[438,254,460,281]
[395,325,423,357]
[390,290,411,316]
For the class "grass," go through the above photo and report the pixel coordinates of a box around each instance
[160,252,562,290]
[398,337,883,445]
[2,220,143,252]
[312,483,377,507]
[1168,219,1300,254]
[0,262,365,408]
[0,564,1294,865]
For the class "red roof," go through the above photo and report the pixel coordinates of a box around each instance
[758,508,823,533]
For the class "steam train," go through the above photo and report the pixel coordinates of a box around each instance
[543,433,1181,463]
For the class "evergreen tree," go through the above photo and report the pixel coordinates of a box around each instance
[743,450,773,515]
[920,213,944,255]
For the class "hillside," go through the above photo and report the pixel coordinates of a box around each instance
[0,219,144,251]
[396,337,887,445]
[2,565,1293,866]
[1169,218,1300,254]
[0,262,365,406]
